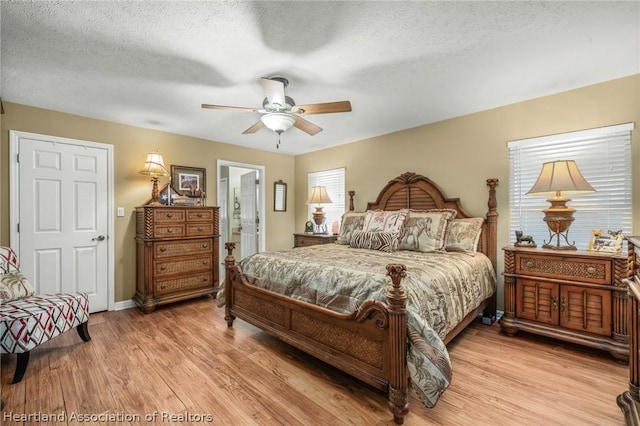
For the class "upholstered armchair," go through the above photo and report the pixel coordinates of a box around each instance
[0,246,91,383]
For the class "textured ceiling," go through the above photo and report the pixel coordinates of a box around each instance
[1,1,638,155]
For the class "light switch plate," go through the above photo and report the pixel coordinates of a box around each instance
[117,207,125,217]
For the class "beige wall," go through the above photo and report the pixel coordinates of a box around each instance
[295,74,640,309]
[0,103,296,303]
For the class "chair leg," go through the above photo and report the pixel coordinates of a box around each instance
[12,351,30,383]
[76,321,91,342]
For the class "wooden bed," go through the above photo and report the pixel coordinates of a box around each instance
[222,172,498,424]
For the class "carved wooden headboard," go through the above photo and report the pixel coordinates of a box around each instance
[358,172,499,269]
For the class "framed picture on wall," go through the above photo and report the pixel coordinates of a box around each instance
[171,165,206,198]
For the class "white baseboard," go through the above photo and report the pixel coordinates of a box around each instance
[114,299,136,311]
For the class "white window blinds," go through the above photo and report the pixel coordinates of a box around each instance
[508,123,633,250]
[308,167,345,229]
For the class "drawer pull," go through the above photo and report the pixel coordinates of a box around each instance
[560,296,566,313]
[551,295,558,312]
[197,227,204,232]
[159,246,167,252]
[159,265,167,271]
[197,212,203,218]
[202,260,209,265]
[203,277,208,282]
[167,228,173,234]
[586,266,596,274]
[160,284,166,290]
[202,243,209,248]
[167,213,173,218]
[526,261,534,268]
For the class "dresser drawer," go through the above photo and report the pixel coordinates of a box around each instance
[153,209,185,222]
[154,238,213,258]
[515,253,611,285]
[186,209,213,222]
[155,255,212,276]
[155,272,213,295]
[186,223,215,237]
[153,224,186,238]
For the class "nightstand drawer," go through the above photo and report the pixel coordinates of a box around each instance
[515,253,610,285]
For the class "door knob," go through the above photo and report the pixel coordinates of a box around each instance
[92,235,106,242]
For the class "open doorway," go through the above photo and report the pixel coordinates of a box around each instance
[217,160,266,281]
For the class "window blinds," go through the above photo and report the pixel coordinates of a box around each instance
[308,167,346,229]
[508,123,633,250]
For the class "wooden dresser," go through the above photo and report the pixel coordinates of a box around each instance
[293,233,338,248]
[501,246,630,360]
[618,237,640,424]
[134,206,219,314]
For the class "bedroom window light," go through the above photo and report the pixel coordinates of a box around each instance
[508,123,633,250]
[308,167,345,230]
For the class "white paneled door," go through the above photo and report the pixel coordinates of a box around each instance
[11,131,112,312]
[240,170,258,260]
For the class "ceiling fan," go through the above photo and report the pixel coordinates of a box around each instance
[202,77,352,148]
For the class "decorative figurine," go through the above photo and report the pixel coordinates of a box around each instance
[514,230,536,247]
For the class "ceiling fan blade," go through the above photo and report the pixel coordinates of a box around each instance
[201,104,258,113]
[261,77,286,109]
[242,120,266,134]
[293,100,352,115]
[294,116,323,136]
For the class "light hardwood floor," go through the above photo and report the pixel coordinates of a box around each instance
[0,296,628,425]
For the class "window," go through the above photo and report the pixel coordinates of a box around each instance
[508,123,633,249]
[308,167,345,229]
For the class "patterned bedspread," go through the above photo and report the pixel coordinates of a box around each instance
[217,244,496,407]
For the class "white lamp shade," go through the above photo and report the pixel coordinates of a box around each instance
[307,186,333,204]
[260,112,296,133]
[526,160,595,196]
[139,151,169,177]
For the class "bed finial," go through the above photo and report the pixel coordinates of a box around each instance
[225,242,236,261]
[348,190,355,211]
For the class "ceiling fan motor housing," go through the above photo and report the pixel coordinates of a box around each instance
[262,95,296,112]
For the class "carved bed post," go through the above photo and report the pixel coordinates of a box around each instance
[484,178,499,322]
[386,264,409,425]
[224,242,237,327]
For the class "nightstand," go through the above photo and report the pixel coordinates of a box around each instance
[293,233,338,248]
[500,246,630,361]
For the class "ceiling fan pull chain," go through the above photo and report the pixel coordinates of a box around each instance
[276,133,281,149]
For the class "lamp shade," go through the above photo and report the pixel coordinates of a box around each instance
[526,160,595,196]
[261,112,296,134]
[307,186,333,204]
[139,151,169,177]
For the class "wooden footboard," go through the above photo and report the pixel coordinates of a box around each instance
[224,242,410,424]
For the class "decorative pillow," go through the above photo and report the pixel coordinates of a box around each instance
[349,231,399,252]
[398,209,457,252]
[362,210,408,234]
[336,212,366,245]
[0,271,36,304]
[446,218,484,253]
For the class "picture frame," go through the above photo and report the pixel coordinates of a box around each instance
[171,165,206,198]
[587,230,624,253]
[274,180,287,212]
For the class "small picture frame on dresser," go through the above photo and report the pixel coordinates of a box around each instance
[588,229,624,253]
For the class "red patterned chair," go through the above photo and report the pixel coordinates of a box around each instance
[0,247,90,383]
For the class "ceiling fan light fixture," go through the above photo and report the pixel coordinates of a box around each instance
[260,112,296,134]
